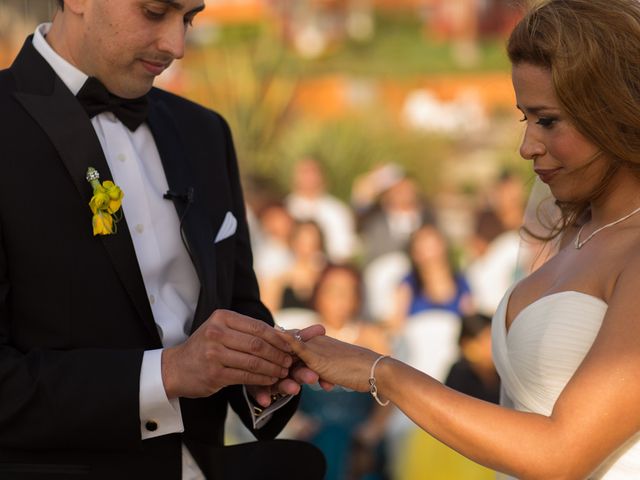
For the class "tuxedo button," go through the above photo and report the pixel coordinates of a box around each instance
[117,153,126,162]
[135,224,144,234]
[145,421,158,432]
[149,294,156,305]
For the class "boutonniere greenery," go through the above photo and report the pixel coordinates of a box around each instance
[86,167,124,236]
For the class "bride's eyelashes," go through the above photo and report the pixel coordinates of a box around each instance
[518,115,558,129]
[536,117,557,128]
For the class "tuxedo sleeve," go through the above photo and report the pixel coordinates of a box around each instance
[0,222,143,450]
[217,116,299,438]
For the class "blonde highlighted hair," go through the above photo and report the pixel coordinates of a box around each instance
[508,0,640,238]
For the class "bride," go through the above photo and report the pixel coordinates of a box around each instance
[281,0,640,478]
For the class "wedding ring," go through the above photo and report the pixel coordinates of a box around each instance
[274,324,286,332]
[294,330,303,342]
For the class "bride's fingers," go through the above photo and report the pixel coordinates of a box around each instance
[298,324,325,341]
[319,379,335,392]
[274,325,324,351]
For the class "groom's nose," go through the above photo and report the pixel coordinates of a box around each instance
[156,20,186,60]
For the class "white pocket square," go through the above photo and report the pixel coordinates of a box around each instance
[214,211,237,243]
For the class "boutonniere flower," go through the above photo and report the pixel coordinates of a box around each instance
[86,167,124,236]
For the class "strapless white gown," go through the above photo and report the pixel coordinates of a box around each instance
[492,286,640,479]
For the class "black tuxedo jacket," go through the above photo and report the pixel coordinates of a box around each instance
[0,38,298,479]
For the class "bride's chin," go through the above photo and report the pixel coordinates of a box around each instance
[547,186,577,204]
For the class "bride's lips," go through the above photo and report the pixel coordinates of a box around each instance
[534,167,562,183]
[140,59,170,76]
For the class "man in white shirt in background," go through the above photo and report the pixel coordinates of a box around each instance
[285,157,358,263]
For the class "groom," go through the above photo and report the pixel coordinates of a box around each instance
[0,0,324,478]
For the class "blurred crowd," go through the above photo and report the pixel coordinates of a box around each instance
[235,156,529,480]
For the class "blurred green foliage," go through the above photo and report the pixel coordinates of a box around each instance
[208,12,512,77]
[184,11,523,201]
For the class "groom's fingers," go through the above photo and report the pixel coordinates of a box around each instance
[219,347,289,379]
[248,386,276,408]
[218,310,292,352]
[275,378,301,396]
[218,328,293,369]
[163,309,298,398]
[221,367,282,387]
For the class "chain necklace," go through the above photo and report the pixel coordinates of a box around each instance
[574,204,640,249]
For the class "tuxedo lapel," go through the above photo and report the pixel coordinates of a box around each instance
[147,95,218,331]
[10,39,159,342]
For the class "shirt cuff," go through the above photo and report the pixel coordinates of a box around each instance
[242,386,294,430]
[140,349,184,439]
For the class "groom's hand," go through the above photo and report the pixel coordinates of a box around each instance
[161,309,294,399]
[247,325,326,407]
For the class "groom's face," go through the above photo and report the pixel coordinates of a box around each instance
[73,0,204,98]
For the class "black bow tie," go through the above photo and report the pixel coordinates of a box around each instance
[76,77,149,131]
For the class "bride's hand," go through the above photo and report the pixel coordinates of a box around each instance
[278,328,381,393]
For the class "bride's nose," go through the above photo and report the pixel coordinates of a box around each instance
[519,126,546,161]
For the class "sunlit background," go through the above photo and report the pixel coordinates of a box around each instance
[0,0,528,222]
[0,1,532,479]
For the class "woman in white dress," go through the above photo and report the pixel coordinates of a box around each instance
[280,1,640,478]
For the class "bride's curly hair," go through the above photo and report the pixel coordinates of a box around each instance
[508,0,640,241]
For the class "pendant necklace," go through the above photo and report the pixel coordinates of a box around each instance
[574,204,640,249]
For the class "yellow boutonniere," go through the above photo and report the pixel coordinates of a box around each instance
[86,167,124,235]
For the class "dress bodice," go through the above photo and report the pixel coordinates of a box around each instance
[492,286,640,478]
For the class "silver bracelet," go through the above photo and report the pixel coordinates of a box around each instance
[368,354,390,407]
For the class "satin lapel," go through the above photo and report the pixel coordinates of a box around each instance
[147,94,217,330]
[10,40,159,342]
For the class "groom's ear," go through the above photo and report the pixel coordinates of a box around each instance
[62,0,86,15]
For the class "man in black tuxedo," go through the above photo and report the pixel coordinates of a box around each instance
[0,1,324,478]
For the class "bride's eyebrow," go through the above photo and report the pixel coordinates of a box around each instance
[516,104,559,115]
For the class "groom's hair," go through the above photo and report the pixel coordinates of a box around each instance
[56,0,63,8]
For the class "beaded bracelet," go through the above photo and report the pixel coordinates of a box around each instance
[368,354,390,406]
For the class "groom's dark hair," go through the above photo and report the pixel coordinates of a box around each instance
[56,0,63,8]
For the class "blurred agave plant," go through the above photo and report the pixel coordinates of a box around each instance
[187,23,300,181]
